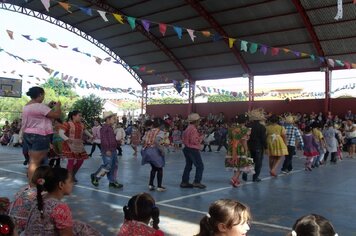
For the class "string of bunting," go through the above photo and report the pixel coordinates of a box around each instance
[28,0,356,70]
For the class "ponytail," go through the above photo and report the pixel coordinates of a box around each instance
[36,182,45,219]
[151,206,160,230]
[123,205,132,221]
[195,216,213,236]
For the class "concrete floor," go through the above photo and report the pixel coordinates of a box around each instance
[0,145,355,236]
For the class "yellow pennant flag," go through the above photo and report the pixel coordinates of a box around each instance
[228,38,236,48]
[352,63,356,69]
[58,2,71,12]
[301,53,308,57]
[113,13,124,24]
[201,31,211,37]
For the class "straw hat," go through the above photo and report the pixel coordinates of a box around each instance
[247,108,265,121]
[103,111,117,120]
[285,115,296,124]
[187,113,200,122]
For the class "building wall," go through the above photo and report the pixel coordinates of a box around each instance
[146,98,356,120]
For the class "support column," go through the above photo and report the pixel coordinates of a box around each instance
[248,75,254,110]
[324,69,331,114]
[188,80,195,115]
[141,84,148,115]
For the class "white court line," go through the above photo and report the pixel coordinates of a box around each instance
[0,166,293,231]
[0,160,23,163]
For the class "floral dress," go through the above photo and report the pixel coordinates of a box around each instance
[8,185,37,233]
[61,121,88,160]
[225,125,254,173]
[24,197,102,236]
[118,220,164,236]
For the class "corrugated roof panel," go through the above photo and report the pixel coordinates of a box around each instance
[315,21,356,41]
[181,53,239,69]
[189,65,245,81]
[322,38,356,56]
[307,3,356,25]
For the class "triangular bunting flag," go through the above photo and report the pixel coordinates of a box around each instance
[22,35,32,40]
[228,38,236,48]
[139,66,146,72]
[283,48,290,53]
[6,30,14,40]
[260,45,268,55]
[127,16,136,30]
[72,48,80,52]
[97,10,108,22]
[131,66,140,70]
[328,58,335,67]
[293,51,301,57]
[104,57,111,62]
[142,20,150,32]
[80,7,92,16]
[48,42,57,49]
[40,0,50,11]
[113,13,124,24]
[344,62,351,69]
[310,54,315,61]
[187,29,196,42]
[37,37,48,42]
[201,31,211,37]
[146,70,155,74]
[58,2,71,12]
[301,53,308,57]
[59,45,68,48]
[335,60,344,66]
[213,33,222,42]
[159,23,167,36]
[240,40,248,52]
[173,26,183,39]
[319,57,325,63]
[249,43,258,54]
[352,63,356,69]
[271,47,280,56]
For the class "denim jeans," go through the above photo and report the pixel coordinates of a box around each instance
[94,150,118,183]
[182,147,204,184]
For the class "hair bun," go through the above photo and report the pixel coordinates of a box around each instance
[26,91,31,96]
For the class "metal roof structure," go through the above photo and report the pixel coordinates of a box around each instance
[3,0,356,88]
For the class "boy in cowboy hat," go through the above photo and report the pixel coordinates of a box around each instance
[90,111,123,188]
[180,113,206,189]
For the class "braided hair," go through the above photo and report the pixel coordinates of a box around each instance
[123,193,160,230]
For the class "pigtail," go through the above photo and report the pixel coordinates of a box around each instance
[151,206,160,230]
[123,205,132,221]
[36,180,45,219]
[195,216,213,236]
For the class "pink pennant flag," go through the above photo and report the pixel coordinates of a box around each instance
[6,30,14,40]
[186,29,196,42]
[113,13,124,24]
[327,58,335,67]
[40,0,50,11]
[271,47,280,56]
[344,62,351,69]
[97,10,108,22]
[228,38,236,48]
[139,66,146,72]
[159,23,167,36]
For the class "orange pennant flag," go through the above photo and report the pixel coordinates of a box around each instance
[201,31,211,37]
[352,63,356,69]
[58,2,71,12]
[113,13,124,24]
[228,38,236,48]
[146,70,155,74]
[283,48,290,53]
[6,30,14,40]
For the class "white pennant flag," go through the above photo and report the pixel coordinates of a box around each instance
[41,0,50,11]
[334,0,343,20]
[186,29,196,42]
[97,10,109,22]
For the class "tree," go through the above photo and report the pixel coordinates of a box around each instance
[0,97,28,121]
[207,94,247,103]
[42,77,78,98]
[121,101,140,112]
[71,94,104,126]
[148,97,185,105]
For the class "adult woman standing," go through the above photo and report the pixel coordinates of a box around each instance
[266,115,288,177]
[60,111,91,183]
[21,87,61,182]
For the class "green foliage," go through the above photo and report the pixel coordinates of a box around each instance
[148,97,185,105]
[71,94,104,126]
[43,88,77,118]
[121,101,140,111]
[0,97,28,121]
[42,77,77,97]
[207,94,247,103]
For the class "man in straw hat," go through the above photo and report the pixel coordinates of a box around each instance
[244,109,266,182]
[180,113,206,189]
[90,111,123,188]
[281,115,304,174]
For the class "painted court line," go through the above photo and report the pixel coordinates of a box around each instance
[0,166,292,231]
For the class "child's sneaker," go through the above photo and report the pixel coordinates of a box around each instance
[156,186,166,192]
[148,185,155,191]
[90,174,99,187]
[109,182,123,189]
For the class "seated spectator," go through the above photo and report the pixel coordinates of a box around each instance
[8,166,52,233]
[0,214,17,236]
[288,214,338,236]
[24,168,102,236]
[7,129,21,147]
[118,193,164,236]
[195,199,251,236]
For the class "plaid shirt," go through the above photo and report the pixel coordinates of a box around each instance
[284,124,304,147]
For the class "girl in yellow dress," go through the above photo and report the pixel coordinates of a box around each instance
[266,115,288,177]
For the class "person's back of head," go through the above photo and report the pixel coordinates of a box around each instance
[288,214,337,236]
[123,193,160,230]
[0,214,16,236]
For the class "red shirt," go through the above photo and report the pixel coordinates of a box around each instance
[182,124,203,150]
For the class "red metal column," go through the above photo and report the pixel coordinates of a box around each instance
[248,76,254,110]
[324,69,331,114]
[141,85,148,114]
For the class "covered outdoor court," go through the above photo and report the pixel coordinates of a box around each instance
[1,145,355,236]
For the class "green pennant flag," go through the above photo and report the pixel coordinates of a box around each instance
[249,43,258,54]
[127,16,136,30]
[310,54,315,61]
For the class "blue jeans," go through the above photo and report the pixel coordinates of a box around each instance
[94,150,118,183]
[182,147,204,184]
